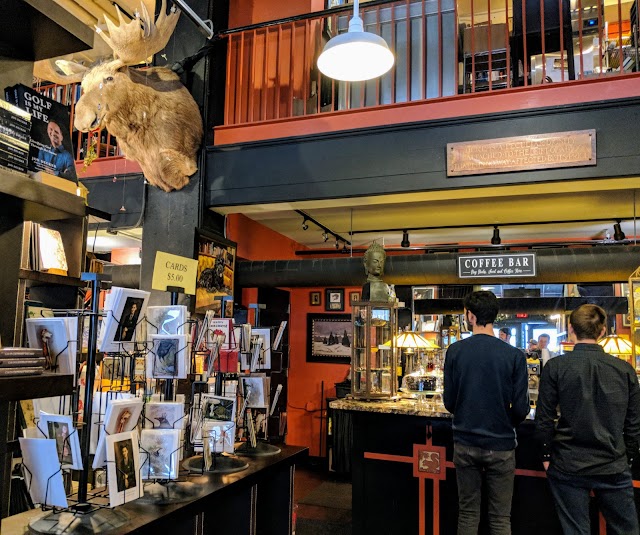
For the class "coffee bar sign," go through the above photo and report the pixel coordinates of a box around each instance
[458,253,537,278]
[447,130,596,176]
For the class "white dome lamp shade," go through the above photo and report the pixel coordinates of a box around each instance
[317,0,394,82]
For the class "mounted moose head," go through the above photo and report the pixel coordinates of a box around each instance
[39,1,203,192]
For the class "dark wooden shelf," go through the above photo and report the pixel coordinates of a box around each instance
[0,168,85,222]
[0,372,73,402]
[19,269,84,286]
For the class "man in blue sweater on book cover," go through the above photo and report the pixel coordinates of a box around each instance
[444,290,529,535]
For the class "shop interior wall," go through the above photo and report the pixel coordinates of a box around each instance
[228,0,325,28]
[227,213,358,456]
[207,98,640,207]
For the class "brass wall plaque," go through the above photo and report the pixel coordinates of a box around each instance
[447,130,596,176]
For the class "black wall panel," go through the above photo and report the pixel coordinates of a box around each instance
[206,98,640,207]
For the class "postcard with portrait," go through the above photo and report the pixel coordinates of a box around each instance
[146,305,188,336]
[240,376,269,408]
[37,412,82,470]
[250,328,272,370]
[19,438,68,508]
[93,398,143,469]
[105,430,143,507]
[144,401,185,429]
[89,391,134,455]
[140,429,181,480]
[148,334,188,379]
[98,287,150,353]
[26,317,75,375]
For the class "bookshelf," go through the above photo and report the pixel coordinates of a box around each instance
[0,168,86,519]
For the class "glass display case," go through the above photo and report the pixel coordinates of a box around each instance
[351,301,398,400]
[629,268,640,372]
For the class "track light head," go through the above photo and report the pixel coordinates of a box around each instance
[491,226,501,245]
[302,219,309,231]
[322,232,329,242]
[613,220,626,241]
[335,239,340,250]
[401,230,410,248]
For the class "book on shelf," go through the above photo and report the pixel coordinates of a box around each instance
[0,357,46,368]
[0,347,44,358]
[32,170,79,196]
[0,366,44,377]
[29,222,68,275]
[0,99,31,175]
[4,84,77,183]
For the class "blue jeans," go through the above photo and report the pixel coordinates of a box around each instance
[453,442,516,535]
[547,466,639,535]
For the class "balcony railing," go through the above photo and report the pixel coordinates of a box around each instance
[35,0,640,164]
[222,0,640,126]
[36,82,122,168]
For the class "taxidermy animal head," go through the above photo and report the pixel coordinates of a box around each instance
[38,0,203,192]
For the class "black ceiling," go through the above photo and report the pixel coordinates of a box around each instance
[0,0,93,61]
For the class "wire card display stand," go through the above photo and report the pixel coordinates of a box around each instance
[235,309,282,457]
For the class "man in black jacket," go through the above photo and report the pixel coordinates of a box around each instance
[536,304,640,535]
[444,291,529,535]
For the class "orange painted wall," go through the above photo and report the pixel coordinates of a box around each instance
[229,0,324,28]
[226,212,358,456]
[287,286,360,457]
[226,213,307,260]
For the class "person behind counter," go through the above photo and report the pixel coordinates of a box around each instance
[498,327,512,344]
[535,304,640,535]
[443,291,529,535]
[537,333,557,366]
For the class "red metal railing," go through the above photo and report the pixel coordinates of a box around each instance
[37,0,640,161]
[35,82,122,167]
[222,0,640,126]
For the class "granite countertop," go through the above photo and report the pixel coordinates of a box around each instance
[329,397,452,418]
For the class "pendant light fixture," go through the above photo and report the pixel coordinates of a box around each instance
[317,0,395,82]
[613,220,626,241]
[491,226,501,245]
[401,230,410,248]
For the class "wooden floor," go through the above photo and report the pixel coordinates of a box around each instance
[294,461,352,534]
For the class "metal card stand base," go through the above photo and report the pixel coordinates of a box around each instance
[137,481,205,505]
[182,455,249,475]
[235,441,281,457]
[28,507,129,534]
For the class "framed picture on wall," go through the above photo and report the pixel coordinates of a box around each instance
[349,291,360,303]
[307,313,351,364]
[325,288,344,311]
[195,229,236,315]
[309,291,321,306]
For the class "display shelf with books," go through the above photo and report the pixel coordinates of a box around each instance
[0,150,87,521]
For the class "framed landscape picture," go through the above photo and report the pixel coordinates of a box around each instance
[306,313,352,364]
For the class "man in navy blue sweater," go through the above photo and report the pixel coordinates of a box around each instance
[444,291,529,535]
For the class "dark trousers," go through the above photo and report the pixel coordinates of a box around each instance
[547,466,639,535]
[453,442,516,535]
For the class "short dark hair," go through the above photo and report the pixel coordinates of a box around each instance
[463,291,499,326]
[538,333,550,342]
[570,304,606,341]
[499,327,510,336]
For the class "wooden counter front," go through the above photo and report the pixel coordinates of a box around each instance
[331,401,640,535]
[1,445,308,535]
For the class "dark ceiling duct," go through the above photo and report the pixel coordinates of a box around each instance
[236,245,640,287]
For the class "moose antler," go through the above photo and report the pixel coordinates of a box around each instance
[97,0,181,65]
[33,58,88,86]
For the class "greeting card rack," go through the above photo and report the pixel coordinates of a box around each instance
[234,304,287,457]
